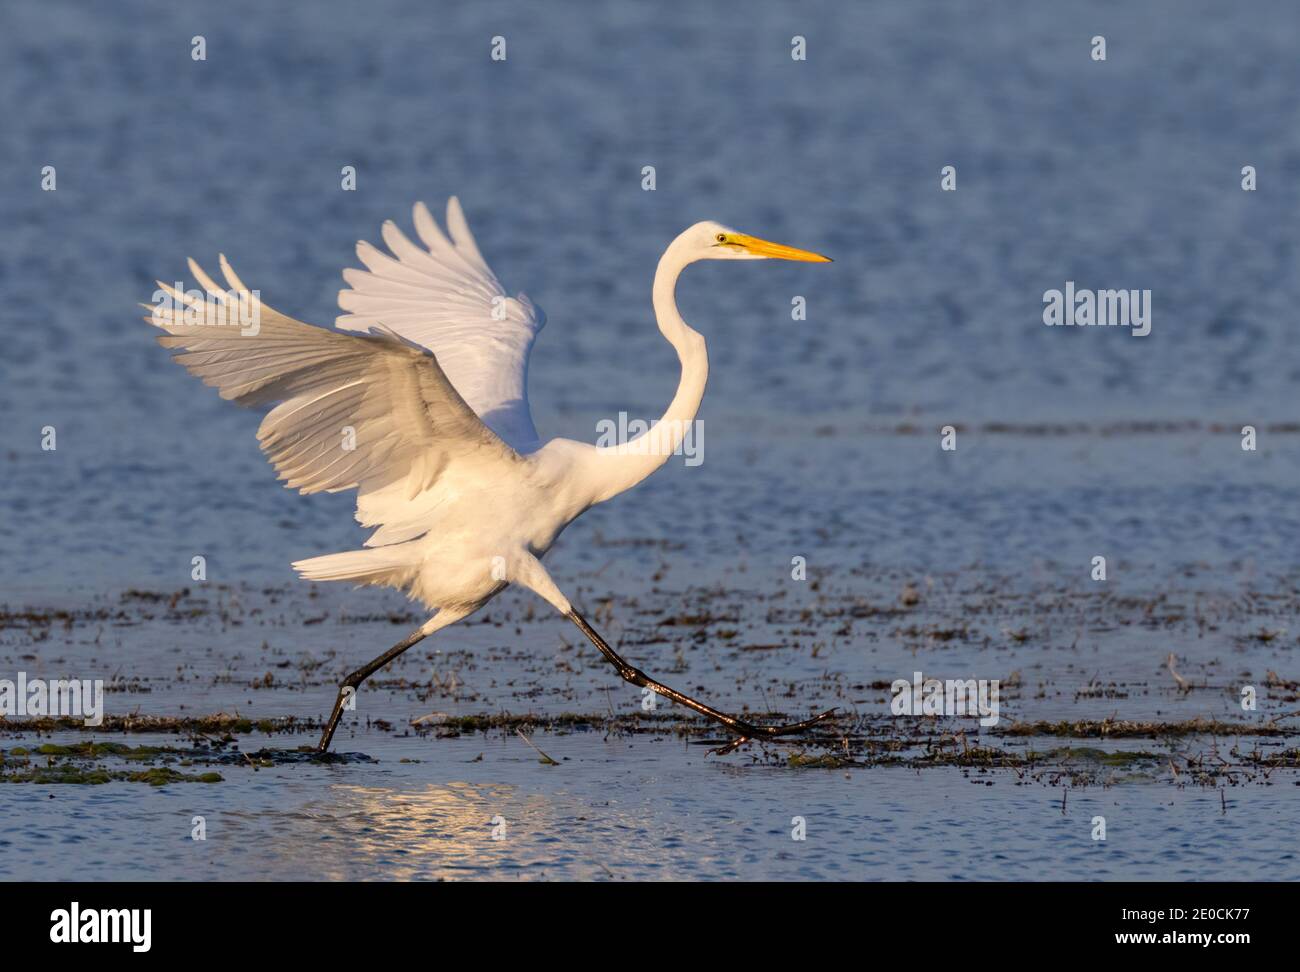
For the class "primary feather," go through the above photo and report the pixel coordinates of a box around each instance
[145,217,544,600]
[334,197,545,454]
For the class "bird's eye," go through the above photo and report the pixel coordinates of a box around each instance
[715,233,727,243]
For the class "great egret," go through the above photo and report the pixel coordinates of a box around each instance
[146,199,835,754]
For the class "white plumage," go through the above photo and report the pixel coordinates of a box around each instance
[335,199,545,453]
[146,199,835,752]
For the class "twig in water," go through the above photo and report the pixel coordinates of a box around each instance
[1265,709,1300,727]
[516,729,559,766]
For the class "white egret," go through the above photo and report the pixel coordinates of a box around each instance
[146,198,834,753]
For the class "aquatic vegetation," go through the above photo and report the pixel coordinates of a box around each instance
[2,763,222,785]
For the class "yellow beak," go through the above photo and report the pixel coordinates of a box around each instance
[731,233,832,262]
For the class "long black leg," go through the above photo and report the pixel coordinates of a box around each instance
[567,609,835,753]
[315,625,430,753]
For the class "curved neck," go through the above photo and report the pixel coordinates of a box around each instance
[589,240,708,503]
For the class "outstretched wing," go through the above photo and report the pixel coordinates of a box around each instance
[146,257,521,526]
[334,198,545,453]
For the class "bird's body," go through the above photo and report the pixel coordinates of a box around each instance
[297,434,590,614]
[147,199,833,752]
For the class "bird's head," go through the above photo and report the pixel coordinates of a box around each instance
[681,220,832,263]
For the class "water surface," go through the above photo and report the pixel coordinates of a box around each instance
[2,0,1299,880]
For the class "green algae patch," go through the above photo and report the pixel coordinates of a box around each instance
[1036,747,1162,766]
[0,713,313,736]
[787,752,853,769]
[0,741,225,784]
[3,764,223,785]
[7,765,115,785]
[998,718,1292,739]
[34,742,180,760]
[127,767,223,786]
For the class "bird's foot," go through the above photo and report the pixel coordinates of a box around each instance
[707,708,838,757]
[708,736,752,757]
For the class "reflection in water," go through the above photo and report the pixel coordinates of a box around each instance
[237,778,668,881]
[274,782,539,881]
[3,748,1298,880]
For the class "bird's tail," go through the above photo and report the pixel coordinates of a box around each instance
[292,546,419,587]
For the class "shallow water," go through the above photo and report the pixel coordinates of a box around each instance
[2,0,1300,880]
[4,736,1296,882]
[2,577,1298,880]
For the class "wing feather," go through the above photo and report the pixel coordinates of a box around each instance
[146,260,520,517]
[335,197,545,452]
